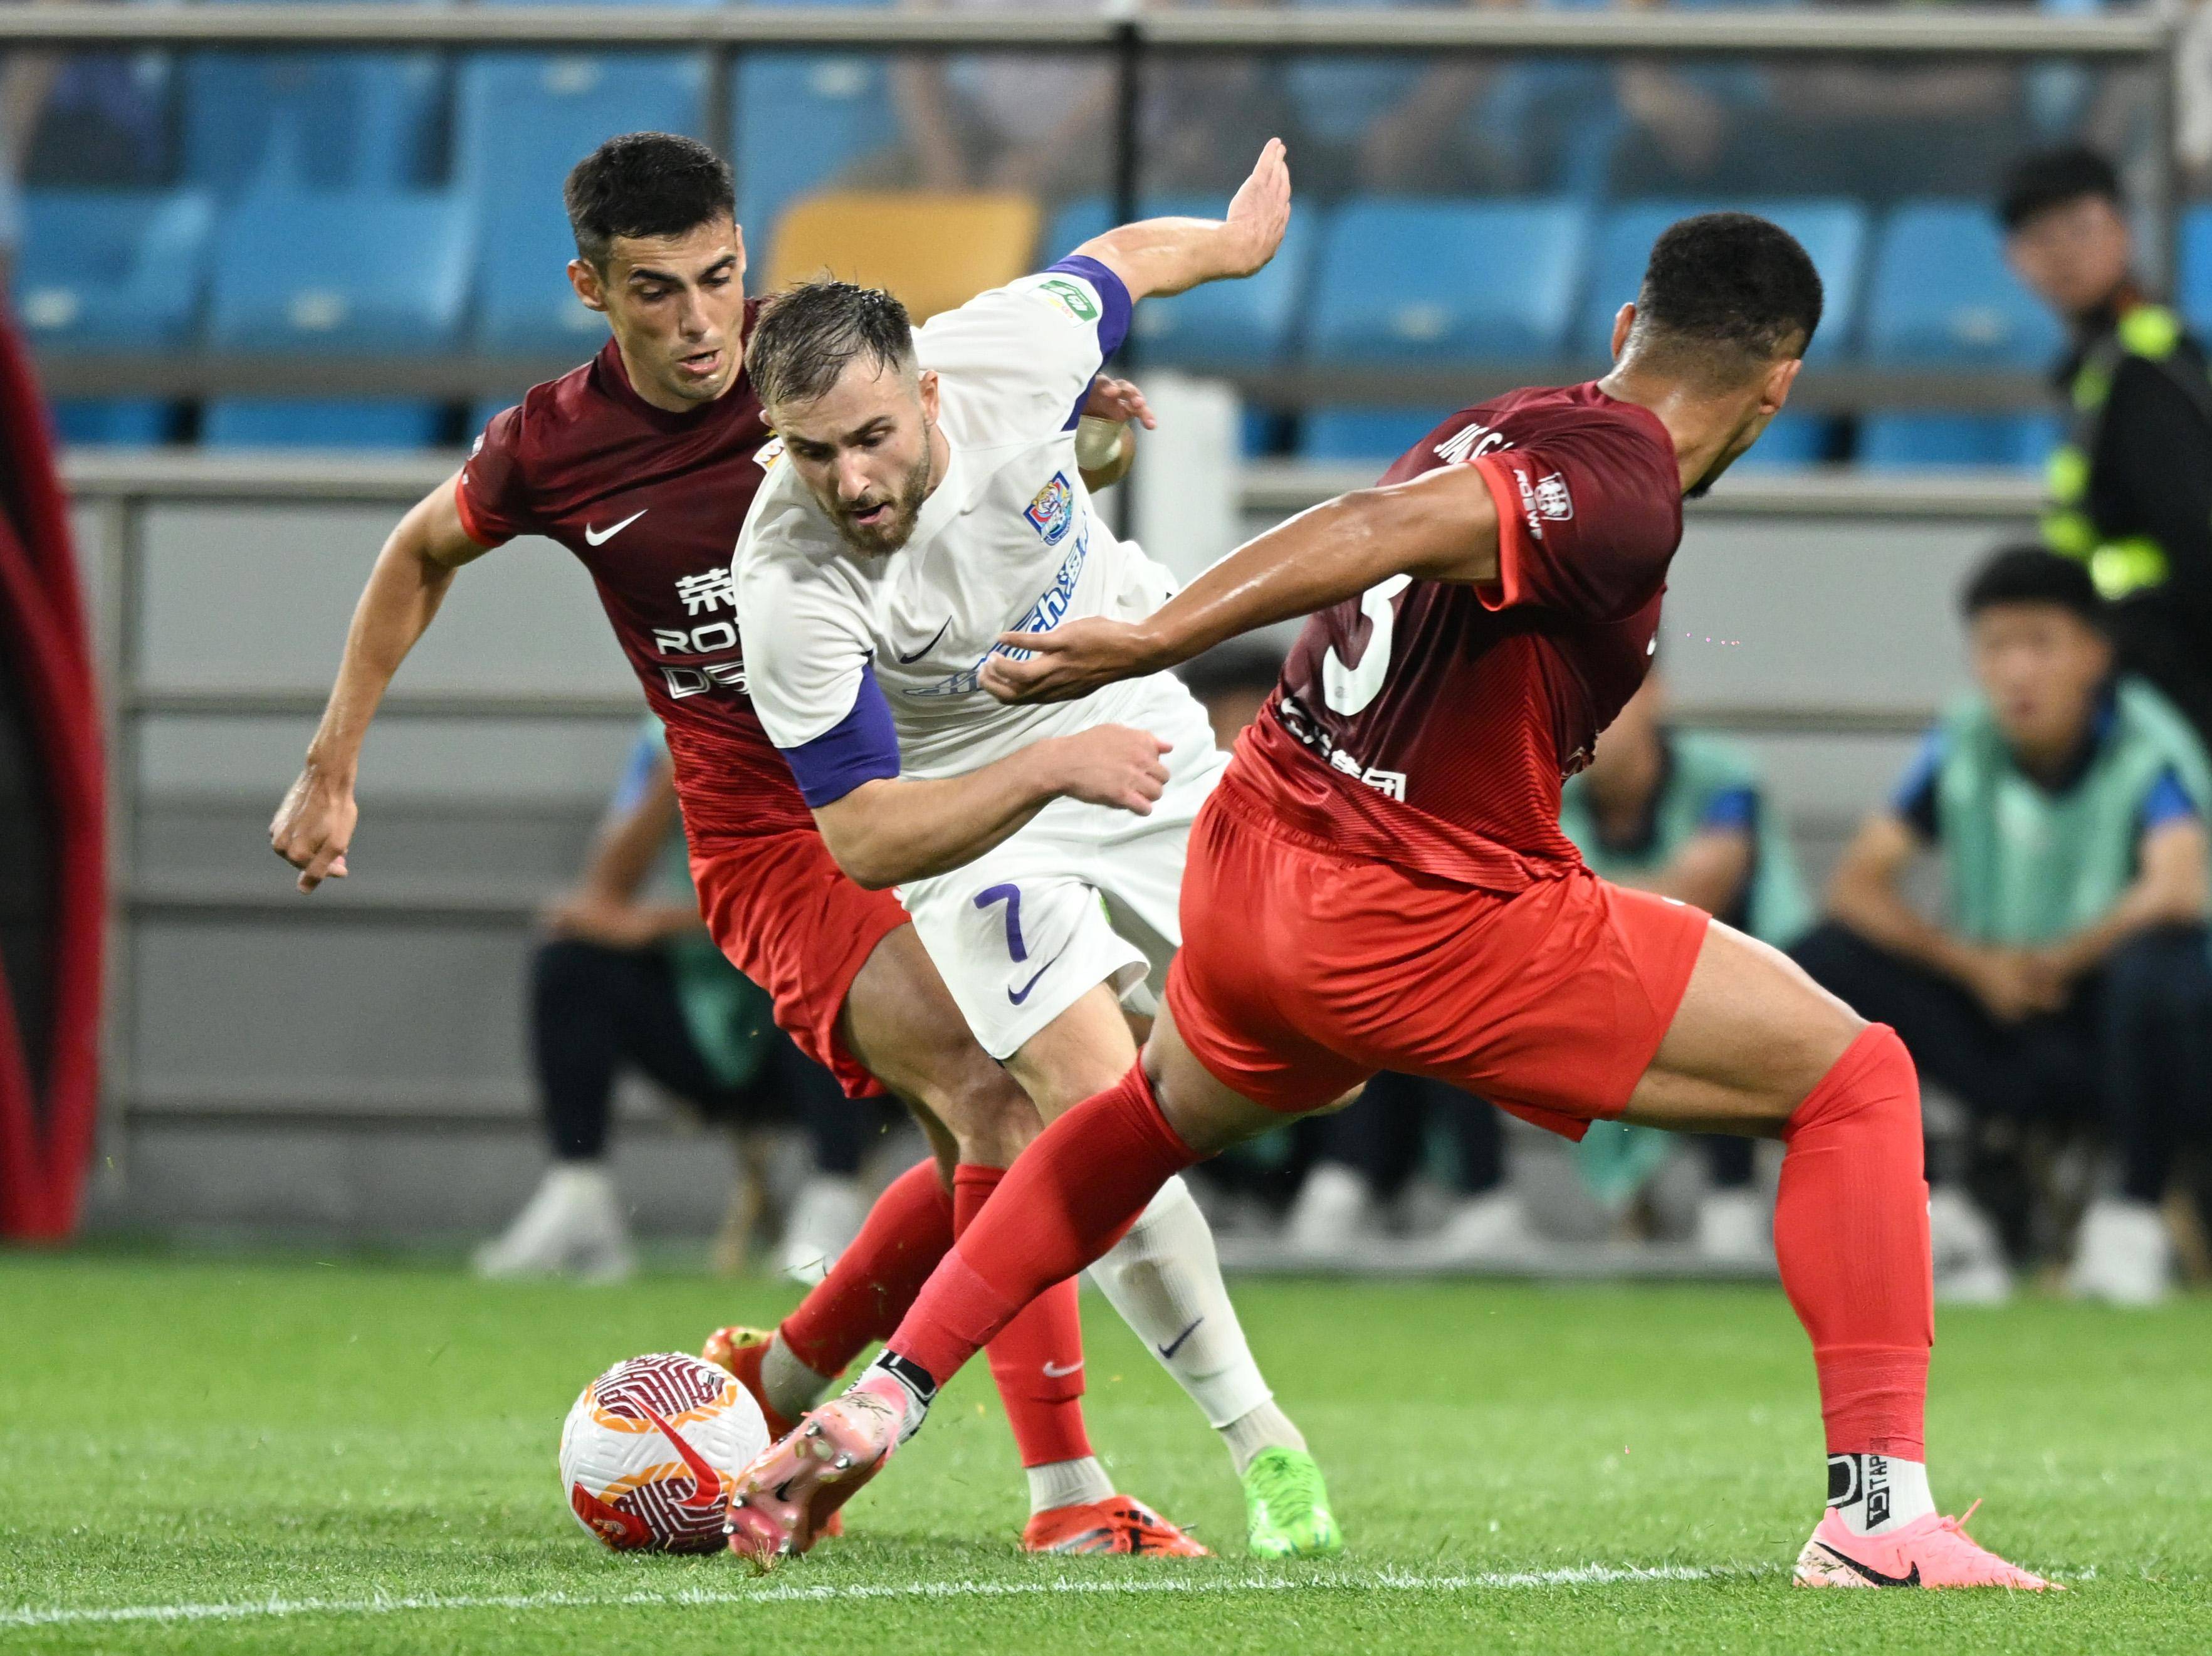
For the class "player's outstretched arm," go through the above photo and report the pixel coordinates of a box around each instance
[812,725,1172,890]
[269,475,493,891]
[1074,138,1291,302]
[982,462,1501,705]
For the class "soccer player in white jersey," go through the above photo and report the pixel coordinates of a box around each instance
[732,141,1338,1558]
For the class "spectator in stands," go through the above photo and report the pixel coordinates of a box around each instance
[1804,546,2212,1306]
[1640,0,2025,201]
[2001,145,2212,755]
[475,721,883,1284]
[890,0,1294,204]
[1560,666,1813,1262]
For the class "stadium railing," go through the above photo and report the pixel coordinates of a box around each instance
[2,5,2183,422]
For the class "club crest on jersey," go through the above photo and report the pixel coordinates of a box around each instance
[1024,473,1075,546]
[1533,471,1573,521]
[755,436,785,474]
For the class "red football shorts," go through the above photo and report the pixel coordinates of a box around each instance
[1165,795,1710,1137]
[688,827,911,1099]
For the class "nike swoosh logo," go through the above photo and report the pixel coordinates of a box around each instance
[584,508,648,547]
[1007,947,1066,1005]
[1156,1316,1203,1360]
[1815,1544,1922,1588]
[1042,1359,1083,1379]
[897,618,952,664]
[641,1402,725,1511]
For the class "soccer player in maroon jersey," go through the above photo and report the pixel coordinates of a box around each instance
[725,214,2055,1590]
[268,132,1207,1556]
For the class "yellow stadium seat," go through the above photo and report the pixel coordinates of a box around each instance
[762,192,1044,325]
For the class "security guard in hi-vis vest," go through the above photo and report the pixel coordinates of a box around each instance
[2001,146,2212,748]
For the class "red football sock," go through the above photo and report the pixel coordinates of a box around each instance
[777,1158,953,1378]
[1774,1023,1934,1461]
[889,1062,1200,1387]
[953,1165,1094,1469]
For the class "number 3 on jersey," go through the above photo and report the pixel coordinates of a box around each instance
[1321,574,1412,716]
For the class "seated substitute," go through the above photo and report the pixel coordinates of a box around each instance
[476,720,875,1283]
[1560,664,1813,1263]
[1808,545,2212,1306]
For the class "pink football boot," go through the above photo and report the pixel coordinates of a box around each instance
[1795,1501,2058,1590]
[725,1383,906,1570]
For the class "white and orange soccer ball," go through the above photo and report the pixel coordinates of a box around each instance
[558,1351,769,1553]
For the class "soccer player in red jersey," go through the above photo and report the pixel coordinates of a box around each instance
[726,214,2055,1589]
[268,132,1203,1556]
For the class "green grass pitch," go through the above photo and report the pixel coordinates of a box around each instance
[3,1252,2207,1653]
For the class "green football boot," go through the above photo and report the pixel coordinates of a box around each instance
[1242,1446,1344,1558]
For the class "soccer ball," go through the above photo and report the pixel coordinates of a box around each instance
[558,1351,769,1553]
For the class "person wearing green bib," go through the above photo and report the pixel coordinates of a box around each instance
[474,719,879,1282]
[1808,547,2212,1306]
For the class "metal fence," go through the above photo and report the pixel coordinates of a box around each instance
[4,5,2184,413]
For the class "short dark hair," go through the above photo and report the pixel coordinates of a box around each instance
[1961,544,2105,626]
[1632,212,1823,372]
[563,132,735,268]
[748,281,916,409]
[1998,146,2122,234]
[1179,641,1286,703]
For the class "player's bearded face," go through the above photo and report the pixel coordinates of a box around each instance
[777,369,940,557]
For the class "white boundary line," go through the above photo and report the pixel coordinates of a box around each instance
[1,1563,1769,1630]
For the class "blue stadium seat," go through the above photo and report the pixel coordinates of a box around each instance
[1044,197,1318,368]
[1308,199,1587,367]
[180,53,441,194]
[14,191,214,349]
[1729,411,1837,469]
[1298,406,1459,463]
[2180,205,2212,339]
[1575,199,1869,363]
[732,53,899,251]
[456,55,708,354]
[1856,412,2063,469]
[208,191,474,355]
[51,401,177,446]
[202,401,446,449]
[1863,202,2062,367]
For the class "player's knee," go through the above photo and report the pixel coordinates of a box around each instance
[1785,1022,1916,1138]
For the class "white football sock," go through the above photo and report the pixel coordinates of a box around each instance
[1088,1175,1289,1464]
[760,1336,835,1423]
[1027,1455,1116,1514]
[1827,1452,1935,1536]
[1221,1400,1306,1478]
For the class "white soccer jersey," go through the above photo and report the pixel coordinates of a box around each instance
[733,257,1192,799]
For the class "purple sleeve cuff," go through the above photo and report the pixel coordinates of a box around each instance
[784,664,901,808]
[1046,256,1135,433]
[1046,254,1132,359]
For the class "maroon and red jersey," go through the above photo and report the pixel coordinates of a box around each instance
[454,307,811,844]
[1229,382,1683,891]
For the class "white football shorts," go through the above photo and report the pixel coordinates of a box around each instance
[896,676,1225,1061]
